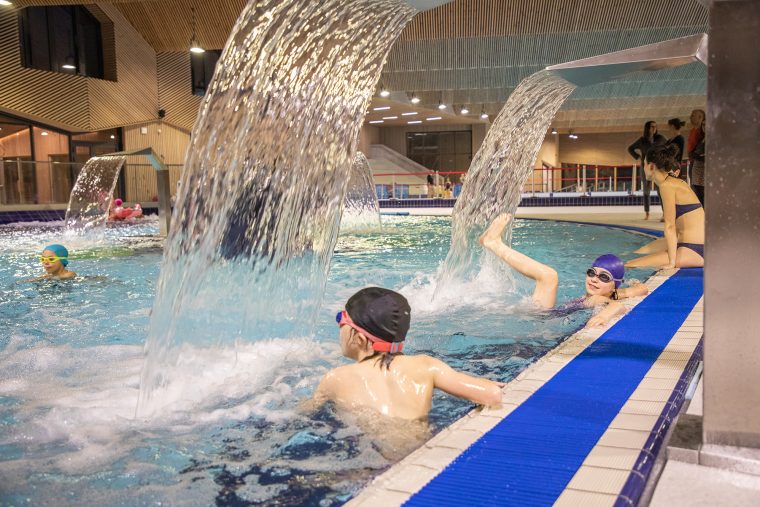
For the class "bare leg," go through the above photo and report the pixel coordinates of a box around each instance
[479,214,558,308]
[625,251,669,268]
[634,237,666,255]
[675,247,704,268]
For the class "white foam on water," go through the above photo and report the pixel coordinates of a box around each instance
[0,336,341,479]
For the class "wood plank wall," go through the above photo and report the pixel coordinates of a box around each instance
[122,121,190,202]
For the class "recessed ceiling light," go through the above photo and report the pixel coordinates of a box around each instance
[401,112,418,116]
[62,64,76,70]
[368,120,384,124]
[382,116,398,120]
[372,106,390,111]
[426,117,442,121]
[110,135,116,139]
[407,120,422,124]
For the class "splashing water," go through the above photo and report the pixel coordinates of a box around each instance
[437,71,576,290]
[64,155,127,235]
[137,0,414,417]
[341,152,381,232]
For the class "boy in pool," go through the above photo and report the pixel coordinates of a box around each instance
[34,244,76,280]
[480,214,648,326]
[312,287,503,420]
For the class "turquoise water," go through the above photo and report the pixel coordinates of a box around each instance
[0,216,653,506]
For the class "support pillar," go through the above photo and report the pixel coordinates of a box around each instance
[703,0,760,452]
[155,169,171,237]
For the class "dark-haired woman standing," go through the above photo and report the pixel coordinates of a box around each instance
[626,143,704,269]
[628,121,667,219]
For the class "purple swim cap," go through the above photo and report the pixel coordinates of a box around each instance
[592,254,625,288]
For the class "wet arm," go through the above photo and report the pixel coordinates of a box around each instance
[428,357,502,406]
[617,283,649,299]
[300,372,335,413]
[585,298,625,327]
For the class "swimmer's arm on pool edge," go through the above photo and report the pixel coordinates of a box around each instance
[426,356,503,406]
[616,282,649,299]
[300,370,339,413]
[585,297,625,327]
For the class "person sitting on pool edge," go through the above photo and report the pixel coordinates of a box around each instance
[480,214,648,326]
[625,143,704,269]
[35,244,76,280]
[311,287,503,420]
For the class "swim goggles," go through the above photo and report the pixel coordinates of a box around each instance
[335,310,403,353]
[586,268,618,284]
[39,255,67,264]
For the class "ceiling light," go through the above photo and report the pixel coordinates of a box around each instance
[438,102,446,110]
[110,135,116,139]
[426,117,441,121]
[41,131,49,136]
[189,7,204,53]
[569,132,578,139]
[368,120,384,124]
[382,116,398,120]
[480,111,488,119]
[410,93,420,104]
[408,120,422,124]
[551,128,558,135]
[460,107,469,114]
[401,112,417,116]
[0,1,13,6]
[372,106,390,111]
[62,64,76,70]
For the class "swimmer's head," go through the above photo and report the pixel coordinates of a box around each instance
[587,254,624,296]
[114,198,123,207]
[337,287,411,361]
[41,244,69,273]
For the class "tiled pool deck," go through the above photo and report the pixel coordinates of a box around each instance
[349,208,705,507]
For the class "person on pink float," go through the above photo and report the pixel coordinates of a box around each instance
[110,198,143,220]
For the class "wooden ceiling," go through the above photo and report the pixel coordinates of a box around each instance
[13,0,709,131]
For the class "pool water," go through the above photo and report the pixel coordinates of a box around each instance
[0,216,653,506]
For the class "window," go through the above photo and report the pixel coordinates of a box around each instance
[19,5,104,79]
[406,130,472,182]
[191,50,222,96]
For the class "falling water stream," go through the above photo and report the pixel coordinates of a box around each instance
[341,151,381,231]
[138,0,414,417]
[436,71,576,292]
[64,155,127,235]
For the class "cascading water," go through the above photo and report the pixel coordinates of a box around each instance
[137,0,414,417]
[436,71,576,292]
[340,151,382,231]
[64,155,127,234]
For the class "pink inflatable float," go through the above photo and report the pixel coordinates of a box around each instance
[109,199,143,220]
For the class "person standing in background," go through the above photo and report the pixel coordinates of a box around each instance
[689,119,706,206]
[666,118,686,177]
[686,109,706,184]
[628,121,667,220]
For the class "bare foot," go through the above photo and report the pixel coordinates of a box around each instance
[479,213,512,248]
[644,213,650,220]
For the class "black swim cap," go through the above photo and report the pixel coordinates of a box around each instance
[345,287,411,343]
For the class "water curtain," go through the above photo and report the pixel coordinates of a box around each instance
[437,71,576,289]
[138,0,414,416]
[341,151,381,231]
[64,155,127,234]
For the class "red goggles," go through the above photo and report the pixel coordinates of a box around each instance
[335,310,403,353]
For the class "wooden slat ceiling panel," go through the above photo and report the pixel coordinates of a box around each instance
[12,0,709,130]
[156,52,202,132]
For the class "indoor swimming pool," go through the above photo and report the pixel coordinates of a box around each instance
[0,216,653,506]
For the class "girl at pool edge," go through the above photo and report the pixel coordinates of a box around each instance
[310,287,503,421]
[33,244,76,281]
[480,213,648,327]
